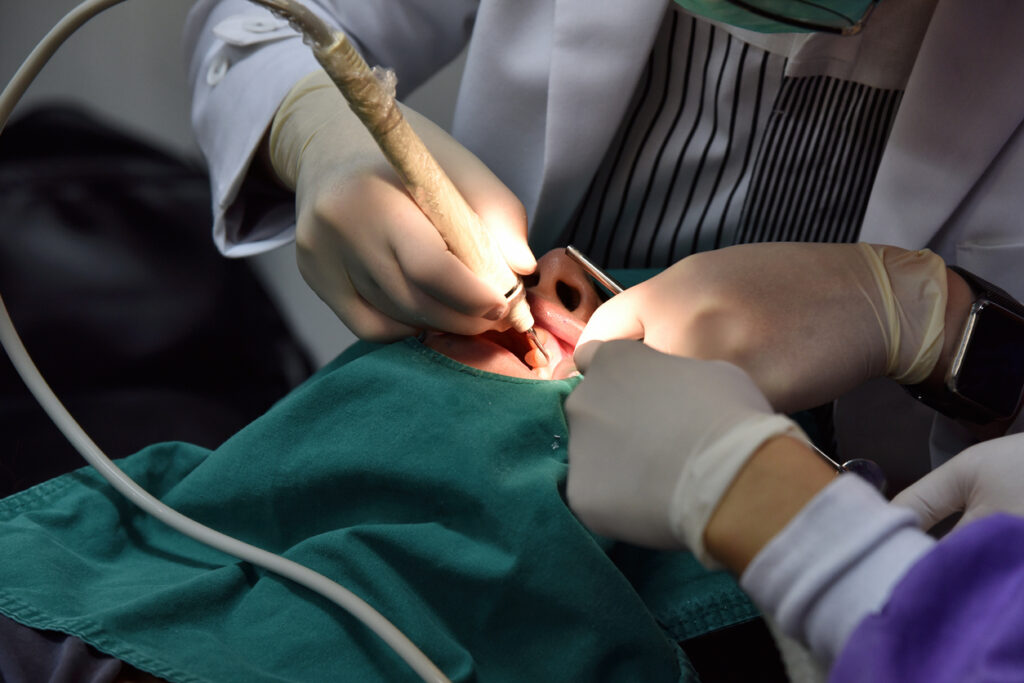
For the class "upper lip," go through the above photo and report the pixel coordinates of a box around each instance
[526,292,586,352]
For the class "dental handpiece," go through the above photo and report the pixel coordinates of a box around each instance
[250,0,548,367]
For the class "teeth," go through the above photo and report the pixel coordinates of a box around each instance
[533,327,565,367]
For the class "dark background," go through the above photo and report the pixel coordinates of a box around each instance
[0,105,314,497]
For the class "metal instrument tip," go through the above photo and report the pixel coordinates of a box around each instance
[523,328,549,369]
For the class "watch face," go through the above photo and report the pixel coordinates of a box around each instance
[950,300,1024,419]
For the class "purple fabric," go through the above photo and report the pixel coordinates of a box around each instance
[832,514,1024,682]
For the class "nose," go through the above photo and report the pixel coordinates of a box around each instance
[525,249,604,318]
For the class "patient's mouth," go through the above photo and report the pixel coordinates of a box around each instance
[522,293,587,379]
[527,293,585,352]
[420,293,587,380]
[473,327,574,380]
[479,328,537,368]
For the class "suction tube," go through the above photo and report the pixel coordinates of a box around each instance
[0,2,448,681]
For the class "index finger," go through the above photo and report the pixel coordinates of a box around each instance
[393,222,510,318]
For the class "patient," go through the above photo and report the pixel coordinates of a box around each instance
[0,249,768,683]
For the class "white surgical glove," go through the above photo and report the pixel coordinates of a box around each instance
[268,69,535,341]
[890,433,1024,531]
[575,242,947,413]
[565,339,807,565]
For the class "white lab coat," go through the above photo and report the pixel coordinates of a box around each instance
[843,1,1024,464]
[186,0,1024,294]
[185,0,1024,459]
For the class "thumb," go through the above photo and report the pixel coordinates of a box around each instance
[890,460,966,531]
[503,240,537,276]
[574,295,645,371]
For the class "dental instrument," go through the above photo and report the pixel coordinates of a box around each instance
[0,2,449,681]
[812,447,888,493]
[564,244,887,492]
[249,0,549,369]
[565,244,625,295]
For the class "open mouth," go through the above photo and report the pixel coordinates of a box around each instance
[422,293,586,380]
[479,293,585,379]
[527,292,585,362]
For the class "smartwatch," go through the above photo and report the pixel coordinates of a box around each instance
[906,266,1024,424]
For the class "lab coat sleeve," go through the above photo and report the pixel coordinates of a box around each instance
[740,474,935,664]
[831,513,1024,682]
[183,0,477,257]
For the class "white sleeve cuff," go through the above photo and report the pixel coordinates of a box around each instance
[740,474,935,664]
[185,1,475,256]
[187,0,322,255]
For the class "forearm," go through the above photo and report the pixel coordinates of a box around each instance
[703,436,835,574]
[704,433,1024,678]
[704,438,935,662]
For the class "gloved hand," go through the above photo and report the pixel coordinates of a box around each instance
[890,433,1024,531]
[574,242,948,413]
[268,69,536,341]
[565,339,806,565]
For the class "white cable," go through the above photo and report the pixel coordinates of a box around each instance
[0,2,449,681]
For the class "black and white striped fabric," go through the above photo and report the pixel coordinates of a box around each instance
[562,8,903,268]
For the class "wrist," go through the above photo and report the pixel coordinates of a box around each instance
[739,475,935,662]
[704,435,835,574]
[919,269,1009,439]
[919,268,972,390]
[907,267,1024,431]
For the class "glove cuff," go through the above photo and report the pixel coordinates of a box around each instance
[268,69,338,189]
[669,413,808,568]
[857,243,947,385]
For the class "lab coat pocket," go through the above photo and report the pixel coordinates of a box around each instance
[955,241,1024,302]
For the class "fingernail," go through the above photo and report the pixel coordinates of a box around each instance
[484,304,506,321]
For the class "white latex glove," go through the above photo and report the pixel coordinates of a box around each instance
[890,433,1024,531]
[565,339,807,565]
[575,242,947,413]
[268,69,536,341]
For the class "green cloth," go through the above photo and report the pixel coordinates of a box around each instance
[670,0,874,33]
[0,339,757,682]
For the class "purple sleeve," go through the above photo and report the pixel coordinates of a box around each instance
[832,513,1024,683]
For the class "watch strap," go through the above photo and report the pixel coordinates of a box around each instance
[948,266,1024,316]
[905,266,1024,424]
